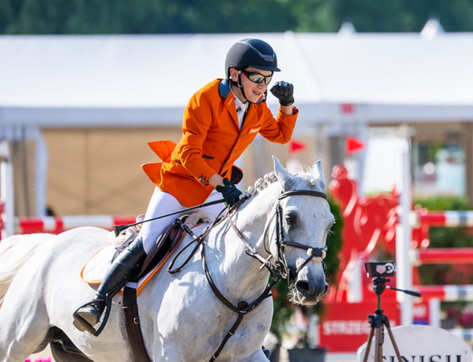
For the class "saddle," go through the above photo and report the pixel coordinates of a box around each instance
[114,216,187,284]
[76,216,198,362]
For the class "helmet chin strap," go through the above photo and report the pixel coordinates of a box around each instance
[229,71,267,104]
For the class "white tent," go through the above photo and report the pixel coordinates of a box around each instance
[1,30,473,218]
[0,32,321,128]
[1,30,473,129]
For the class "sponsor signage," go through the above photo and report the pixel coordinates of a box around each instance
[319,300,400,352]
[357,325,472,362]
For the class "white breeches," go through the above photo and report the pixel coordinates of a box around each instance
[139,187,224,254]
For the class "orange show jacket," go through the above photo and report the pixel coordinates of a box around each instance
[141,78,298,207]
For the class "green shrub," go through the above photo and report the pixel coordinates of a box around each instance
[415,195,473,286]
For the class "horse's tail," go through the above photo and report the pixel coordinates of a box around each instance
[0,233,53,299]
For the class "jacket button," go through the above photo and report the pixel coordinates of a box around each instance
[239,135,242,138]
[225,163,228,167]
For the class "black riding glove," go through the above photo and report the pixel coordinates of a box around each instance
[216,178,242,207]
[270,81,294,106]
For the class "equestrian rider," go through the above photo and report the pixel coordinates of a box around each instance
[73,38,298,332]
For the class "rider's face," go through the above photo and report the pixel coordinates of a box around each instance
[229,67,272,103]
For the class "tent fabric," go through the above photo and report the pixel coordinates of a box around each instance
[1,32,473,128]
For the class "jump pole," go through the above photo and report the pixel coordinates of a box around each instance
[15,215,137,234]
[413,248,473,264]
[396,137,413,325]
[413,211,473,227]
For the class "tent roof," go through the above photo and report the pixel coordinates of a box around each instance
[1,32,473,128]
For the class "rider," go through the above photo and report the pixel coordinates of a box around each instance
[73,38,298,333]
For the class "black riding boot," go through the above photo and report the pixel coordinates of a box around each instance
[73,237,147,332]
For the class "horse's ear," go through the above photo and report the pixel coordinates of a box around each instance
[272,156,295,191]
[311,160,326,190]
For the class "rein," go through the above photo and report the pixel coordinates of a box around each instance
[167,189,329,361]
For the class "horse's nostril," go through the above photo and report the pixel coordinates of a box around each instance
[296,280,328,298]
[295,280,310,294]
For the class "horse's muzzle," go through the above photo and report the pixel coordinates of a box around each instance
[294,278,328,305]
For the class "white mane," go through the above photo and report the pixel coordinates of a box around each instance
[243,168,321,200]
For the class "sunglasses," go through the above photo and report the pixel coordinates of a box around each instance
[241,70,273,85]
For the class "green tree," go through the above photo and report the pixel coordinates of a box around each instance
[333,0,473,32]
[2,0,473,35]
[0,0,335,35]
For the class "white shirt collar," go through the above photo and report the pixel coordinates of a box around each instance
[231,90,249,129]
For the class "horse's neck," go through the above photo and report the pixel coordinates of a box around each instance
[206,187,278,300]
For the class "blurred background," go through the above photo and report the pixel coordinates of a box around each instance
[2,0,473,217]
[2,1,473,361]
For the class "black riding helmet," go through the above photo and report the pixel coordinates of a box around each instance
[225,38,280,103]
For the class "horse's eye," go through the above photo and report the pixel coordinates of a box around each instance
[285,211,297,225]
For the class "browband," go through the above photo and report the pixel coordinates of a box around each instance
[278,190,328,201]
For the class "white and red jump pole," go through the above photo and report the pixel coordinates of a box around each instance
[16,215,136,234]
[413,248,473,265]
[396,134,473,326]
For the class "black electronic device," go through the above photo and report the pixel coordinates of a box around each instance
[364,261,396,277]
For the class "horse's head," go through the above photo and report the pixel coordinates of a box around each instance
[269,157,334,306]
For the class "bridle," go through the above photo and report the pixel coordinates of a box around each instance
[271,190,328,280]
[167,188,329,361]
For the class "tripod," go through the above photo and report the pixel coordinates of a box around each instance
[362,277,421,362]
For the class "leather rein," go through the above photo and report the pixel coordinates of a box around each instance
[167,188,329,361]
